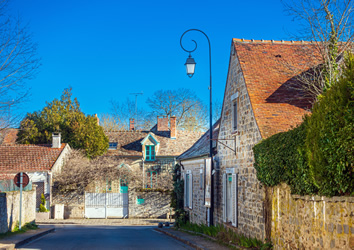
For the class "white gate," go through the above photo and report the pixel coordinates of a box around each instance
[85,192,129,218]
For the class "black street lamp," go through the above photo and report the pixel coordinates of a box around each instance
[180,29,214,226]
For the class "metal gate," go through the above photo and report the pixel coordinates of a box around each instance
[85,192,129,218]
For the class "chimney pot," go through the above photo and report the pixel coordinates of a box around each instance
[52,133,61,148]
[129,118,135,131]
[170,116,177,139]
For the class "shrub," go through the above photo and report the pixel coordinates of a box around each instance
[39,193,49,212]
[170,163,188,227]
[254,122,317,195]
[305,53,354,196]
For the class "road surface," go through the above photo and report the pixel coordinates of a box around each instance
[19,225,193,250]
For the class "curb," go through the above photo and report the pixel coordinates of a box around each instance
[0,228,54,250]
[16,228,55,248]
[154,228,205,250]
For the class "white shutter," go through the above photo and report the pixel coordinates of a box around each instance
[189,174,193,209]
[222,173,227,222]
[183,173,187,208]
[232,173,238,227]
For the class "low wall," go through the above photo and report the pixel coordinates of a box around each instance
[129,190,171,218]
[0,189,36,233]
[271,183,354,249]
[52,193,84,219]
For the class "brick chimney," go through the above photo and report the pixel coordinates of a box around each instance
[157,116,169,131]
[52,133,61,148]
[95,114,100,126]
[170,116,177,139]
[129,118,135,131]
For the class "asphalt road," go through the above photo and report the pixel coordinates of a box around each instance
[18,225,194,250]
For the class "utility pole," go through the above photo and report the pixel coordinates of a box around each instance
[129,92,143,128]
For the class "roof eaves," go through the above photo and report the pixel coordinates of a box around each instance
[140,132,160,145]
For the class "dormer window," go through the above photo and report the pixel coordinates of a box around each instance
[145,145,155,161]
[109,142,118,150]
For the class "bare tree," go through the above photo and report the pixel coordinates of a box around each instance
[54,150,142,196]
[0,0,40,129]
[53,150,173,200]
[284,0,353,98]
[102,98,150,131]
[146,88,208,131]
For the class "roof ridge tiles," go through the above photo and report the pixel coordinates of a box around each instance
[233,38,315,45]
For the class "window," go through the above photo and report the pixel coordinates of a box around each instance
[233,101,237,131]
[231,92,239,132]
[200,166,204,189]
[184,172,193,209]
[223,172,238,227]
[109,142,118,150]
[145,145,155,161]
[146,171,157,188]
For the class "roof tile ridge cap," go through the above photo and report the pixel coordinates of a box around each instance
[233,38,314,45]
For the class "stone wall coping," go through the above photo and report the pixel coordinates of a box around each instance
[292,194,354,203]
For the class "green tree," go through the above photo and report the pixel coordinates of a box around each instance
[17,88,109,158]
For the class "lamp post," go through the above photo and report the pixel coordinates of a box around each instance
[180,29,214,226]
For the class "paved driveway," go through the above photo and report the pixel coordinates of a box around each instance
[18,225,193,250]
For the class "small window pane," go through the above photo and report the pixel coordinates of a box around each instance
[109,142,117,150]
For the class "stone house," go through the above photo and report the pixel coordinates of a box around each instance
[0,133,71,211]
[177,119,220,225]
[79,116,203,219]
[179,39,321,240]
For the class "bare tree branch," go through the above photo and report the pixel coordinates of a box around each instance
[0,0,40,130]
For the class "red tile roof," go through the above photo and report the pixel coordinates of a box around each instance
[0,143,67,173]
[233,39,322,138]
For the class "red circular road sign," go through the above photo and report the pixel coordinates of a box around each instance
[14,172,30,188]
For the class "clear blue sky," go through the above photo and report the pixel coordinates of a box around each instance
[10,0,299,118]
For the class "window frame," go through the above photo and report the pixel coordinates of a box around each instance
[145,145,156,161]
[184,171,193,209]
[223,169,238,227]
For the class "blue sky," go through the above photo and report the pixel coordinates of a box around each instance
[10,0,299,118]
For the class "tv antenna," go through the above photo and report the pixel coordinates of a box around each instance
[129,92,143,121]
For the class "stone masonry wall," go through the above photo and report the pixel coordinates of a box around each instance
[129,190,171,218]
[271,183,354,250]
[52,192,84,219]
[182,158,208,225]
[0,188,36,233]
[216,44,265,240]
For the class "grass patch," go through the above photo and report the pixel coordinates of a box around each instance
[0,222,39,240]
[179,222,272,249]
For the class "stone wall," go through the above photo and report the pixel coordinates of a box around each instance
[129,189,171,218]
[181,158,208,225]
[0,188,36,233]
[216,44,265,240]
[271,183,354,249]
[52,192,84,219]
